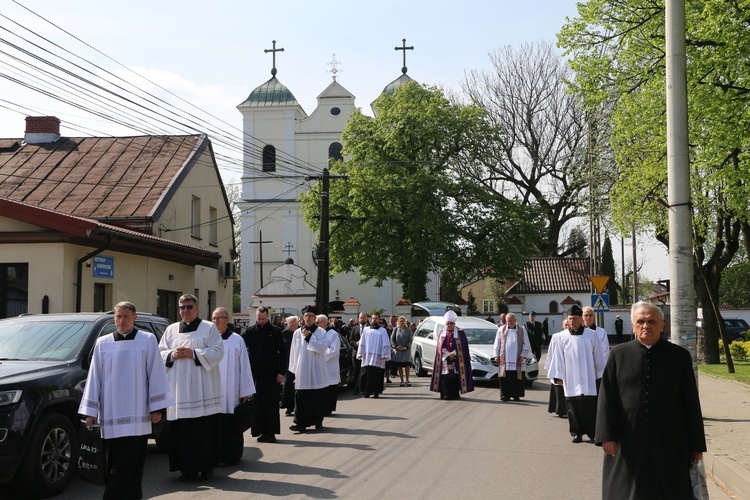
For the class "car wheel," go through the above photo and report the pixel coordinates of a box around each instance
[15,412,78,497]
[414,354,427,377]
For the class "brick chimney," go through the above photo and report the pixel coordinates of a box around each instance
[24,116,61,144]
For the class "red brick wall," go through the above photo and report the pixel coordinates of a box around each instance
[25,116,60,134]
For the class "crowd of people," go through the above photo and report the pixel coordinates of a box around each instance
[79,297,705,499]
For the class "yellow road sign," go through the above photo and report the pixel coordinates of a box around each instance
[590,276,610,294]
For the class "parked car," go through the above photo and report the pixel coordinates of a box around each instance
[723,318,750,343]
[338,332,356,387]
[0,312,170,498]
[410,316,538,386]
[410,301,461,318]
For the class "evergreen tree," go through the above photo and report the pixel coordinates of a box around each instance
[566,227,588,258]
[601,236,618,305]
[466,290,478,316]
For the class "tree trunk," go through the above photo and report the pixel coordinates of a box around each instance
[694,267,721,364]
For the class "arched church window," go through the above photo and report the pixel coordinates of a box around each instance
[262,145,276,172]
[328,142,343,162]
[549,301,559,313]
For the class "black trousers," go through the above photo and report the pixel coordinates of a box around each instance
[295,388,325,427]
[567,396,598,439]
[362,366,385,396]
[104,435,147,500]
[281,371,296,412]
[215,413,243,465]
[252,375,281,437]
[547,384,568,417]
[499,371,525,399]
[324,384,339,415]
[168,415,215,475]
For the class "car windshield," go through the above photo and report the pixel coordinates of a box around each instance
[462,328,496,345]
[0,319,93,361]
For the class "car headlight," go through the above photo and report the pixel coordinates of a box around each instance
[0,390,22,407]
[470,353,491,365]
[526,356,537,365]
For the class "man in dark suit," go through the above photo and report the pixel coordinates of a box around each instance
[349,312,369,395]
[524,312,544,361]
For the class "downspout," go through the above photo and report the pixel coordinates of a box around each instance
[76,235,112,312]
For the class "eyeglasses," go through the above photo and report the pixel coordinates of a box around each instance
[179,304,195,310]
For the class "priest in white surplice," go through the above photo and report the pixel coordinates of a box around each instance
[288,305,328,433]
[212,307,255,465]
[80,302,174,499]
[582,306,611,369]
[357,313,391,398]
[319,314,341,416]
[546,304,606,443]
[159,293,224,482]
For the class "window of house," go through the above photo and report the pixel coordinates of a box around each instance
[328,142,343,162]
[209,206,218,246]
[262,145,276,172]
[157,289,180,322]
[549,301,559,313]
[191,196,201,239]
[482,299,496,313]
[0,263,28,319]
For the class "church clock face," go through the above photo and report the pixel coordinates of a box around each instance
[330,107,341,116]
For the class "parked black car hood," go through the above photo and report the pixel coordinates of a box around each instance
[0,360,69,385]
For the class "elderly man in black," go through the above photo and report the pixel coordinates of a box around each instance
[242,306,286,443]
[596,302,706,499]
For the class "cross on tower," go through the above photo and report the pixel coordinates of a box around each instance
[283,242,296,258]
[395,38,414,75]
[264,40,285,77]
[327,53,342,81]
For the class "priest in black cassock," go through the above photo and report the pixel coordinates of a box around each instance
[242,305,286,443]
[595,301,706,499]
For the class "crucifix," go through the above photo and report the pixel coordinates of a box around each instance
[327,53,342,81]
[264,40,284,77]
[249,230,273,288]
[394,38,414,75]
[283,242,296,258]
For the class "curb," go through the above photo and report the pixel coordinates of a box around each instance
[705,451,750,499]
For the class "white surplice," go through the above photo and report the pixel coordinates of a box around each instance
[546,327,605,398]
[159,320,224,420]
[358,326,391,369]
[288,325,328,390]
[324,329,341,386]
[79,331,174,439]
[493,326,533,372]
[218,332,256,414]
[592,325,611,364]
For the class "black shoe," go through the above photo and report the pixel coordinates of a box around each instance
[201,469,214,480]
[363,393,370,398]
[513,397,520,401]
[258,434,277,443]
[572,434,583,443]
[373,393,379,398]
[289,424,307,433]
[500,396,509,402]
[315,424,323,430]
[178,473,199,482]
[285,410,294,416]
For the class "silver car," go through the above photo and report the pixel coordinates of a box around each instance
[411,316,539,385]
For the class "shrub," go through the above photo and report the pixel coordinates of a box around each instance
[729,341,748,360]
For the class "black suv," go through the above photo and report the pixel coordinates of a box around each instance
[0,312,169,497]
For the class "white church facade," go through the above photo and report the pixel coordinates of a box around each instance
[236,44,438,318]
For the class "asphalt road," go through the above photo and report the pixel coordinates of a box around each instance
[8,375,734,499]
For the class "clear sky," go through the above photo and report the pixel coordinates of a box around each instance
[0,0,669,283]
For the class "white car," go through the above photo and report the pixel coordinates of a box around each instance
[411,316,539,385]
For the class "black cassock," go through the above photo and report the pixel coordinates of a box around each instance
[595,339,706,500]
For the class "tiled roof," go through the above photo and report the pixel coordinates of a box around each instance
[0,134,208,223]
[506,258,590,294]
[507,296,524,305]
[344,297,361,306]
[395,298,412,306]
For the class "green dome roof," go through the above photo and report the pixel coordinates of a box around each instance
[382,73,414,96]
[238,77,300,108]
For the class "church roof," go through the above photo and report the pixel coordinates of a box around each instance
[381,73,414,96]
[317,81,355,100]
[238,76,301,108]
[506,257,590,294]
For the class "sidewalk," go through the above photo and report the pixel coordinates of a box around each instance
[699,373,750,499]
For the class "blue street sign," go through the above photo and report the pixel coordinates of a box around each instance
[93,255,114,278]
[591,293,610,312]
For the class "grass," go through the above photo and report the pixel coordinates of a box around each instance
[699,359,750,385]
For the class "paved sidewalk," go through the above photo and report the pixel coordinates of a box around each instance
[699,373,750,499]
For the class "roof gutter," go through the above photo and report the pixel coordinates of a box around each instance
[76,235,112,312]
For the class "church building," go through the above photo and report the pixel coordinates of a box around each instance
[237,40,438,318]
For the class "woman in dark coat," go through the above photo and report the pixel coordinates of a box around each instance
[390,316,413,386]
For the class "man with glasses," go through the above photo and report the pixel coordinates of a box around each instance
[212,307,255,465]
[288,305,328,433]
[242,305,286,443]
[159,294,224,482]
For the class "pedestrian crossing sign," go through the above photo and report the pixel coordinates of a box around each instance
[591,294,610,312]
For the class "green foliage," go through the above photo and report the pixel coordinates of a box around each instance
[566,227,588,258]
[301,83,541,302]
[730,342,748,360]
[558,0,750,363]
[466,290,478,316]
[601,236,618,304]
[699,359,750,385]
[719,262,750,307]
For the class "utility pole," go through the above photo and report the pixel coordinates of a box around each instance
[249,230,272,288]
[315,168,330,315]
[666,0,697,374]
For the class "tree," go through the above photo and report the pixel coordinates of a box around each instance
[566,227,588,258]
[461,42,596,257]
[466,290,478,316]
[300,83,541,301]
[601,236,619,305]
[719,262,750,307]
[224,180,243,312]
[559,0,750,363]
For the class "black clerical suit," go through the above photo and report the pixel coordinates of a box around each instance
[242,321,286,439]
[595,339,706,499]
